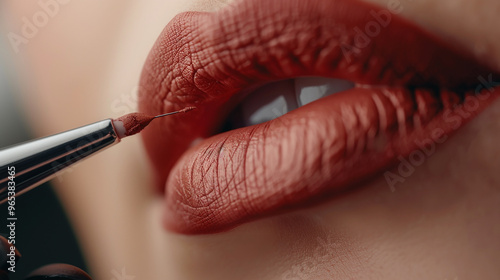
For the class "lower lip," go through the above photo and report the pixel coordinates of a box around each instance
[138,0,500,234]
[162,86,500,233]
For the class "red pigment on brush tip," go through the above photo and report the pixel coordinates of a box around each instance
[114,106,197,138]
[115,113,155,137]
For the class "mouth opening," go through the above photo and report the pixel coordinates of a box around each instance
[217,76,478,135]
[220,77,355,133]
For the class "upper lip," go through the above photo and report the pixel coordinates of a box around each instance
[138,0,500,234]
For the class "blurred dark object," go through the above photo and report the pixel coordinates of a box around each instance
[25,263,92,280]
[1,237,91,280]
[0,184,88,280]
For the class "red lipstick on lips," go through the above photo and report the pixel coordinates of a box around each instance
[138,0,500,234]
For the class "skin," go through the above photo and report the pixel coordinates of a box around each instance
[2,0,500,279]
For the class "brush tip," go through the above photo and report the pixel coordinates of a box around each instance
[113,113,154,139]
[113,107,197,139]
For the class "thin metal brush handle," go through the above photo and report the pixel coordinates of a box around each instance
[0,119,119,204]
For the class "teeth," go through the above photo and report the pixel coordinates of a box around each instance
[295,77,355,106]
[241,77,354,126]
[241,80,298,126]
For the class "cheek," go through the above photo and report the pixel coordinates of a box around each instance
[362,0,500,72]
[434,97,500,191]
[166,211,375,280]
[188,0,239,12]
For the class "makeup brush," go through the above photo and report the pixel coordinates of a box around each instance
[0,107,196,204]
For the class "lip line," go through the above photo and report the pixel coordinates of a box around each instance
[138,0,500,234]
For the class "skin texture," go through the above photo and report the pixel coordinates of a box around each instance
[2,0,500,279]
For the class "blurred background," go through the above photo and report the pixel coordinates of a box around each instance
[0,32,87,279]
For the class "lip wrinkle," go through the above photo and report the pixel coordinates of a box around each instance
[139,0,500,234]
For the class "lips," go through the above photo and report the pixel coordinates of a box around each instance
[138,0,500,234]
